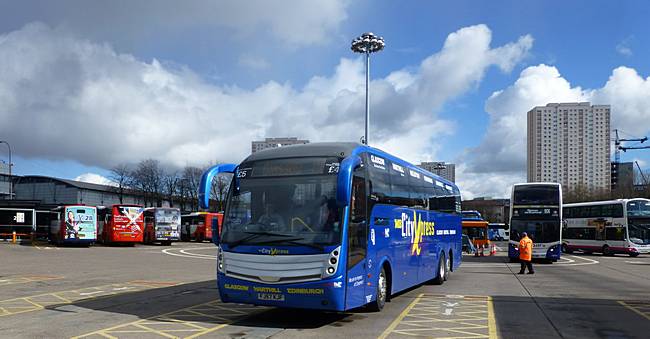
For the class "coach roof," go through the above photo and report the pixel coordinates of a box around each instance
[243,142,361,162]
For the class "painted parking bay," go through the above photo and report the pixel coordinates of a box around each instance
[380,294,497,339]
[0,274,63,286]
[0,280,178,317]
[72,299,264,339]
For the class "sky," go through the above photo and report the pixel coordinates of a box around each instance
[1,0,650,199]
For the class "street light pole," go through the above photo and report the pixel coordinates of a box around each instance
[351,32,385,145]
[0,140,12,200]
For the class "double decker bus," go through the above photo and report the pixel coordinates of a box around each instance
[180,212,223,242]
[49,205,97,245]
[199,142,462,312]
[508,183,562,262]
[97,205,144,244]
[461,210,489,248]
[143,208,181,246]
[562,199,650,257]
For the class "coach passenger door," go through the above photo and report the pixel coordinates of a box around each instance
[346,169,369,309]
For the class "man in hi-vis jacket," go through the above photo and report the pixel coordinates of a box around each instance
[518,232,534,274]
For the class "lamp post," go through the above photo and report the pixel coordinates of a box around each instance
[0,140,12,200]
[351,32,385,145]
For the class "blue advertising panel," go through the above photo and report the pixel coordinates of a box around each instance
[64,206,97,242]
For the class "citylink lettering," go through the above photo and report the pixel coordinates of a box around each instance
[393,211,435,255]
[224,284,249,291]
[253,286,282,293]
[286,288,324,295]
[258,248,289,256]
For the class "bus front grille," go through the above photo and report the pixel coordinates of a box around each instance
[222,251,328,284]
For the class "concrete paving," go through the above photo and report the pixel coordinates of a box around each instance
[1,240,650,338]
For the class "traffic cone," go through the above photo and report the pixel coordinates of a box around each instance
[490,244,496,256]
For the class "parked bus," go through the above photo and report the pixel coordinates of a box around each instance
[562,199,650,257]
[0,208,35,239]
[34,210,57,240]
[49,205,97,245]
[488,223,508,241]
[199,142,462,312]
[143,207,181,246]
[97,205,144,244]
[508,183,562,262]
[461,210,490,248]
[180,212,223,242]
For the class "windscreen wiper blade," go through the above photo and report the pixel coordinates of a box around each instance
[227,229,295,249]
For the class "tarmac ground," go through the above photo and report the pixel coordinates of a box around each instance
[1,240,650,338]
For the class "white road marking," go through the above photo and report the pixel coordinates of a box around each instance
[161,247,216,260]
[462,254,598,268]
[443,308,453,316]
[79,291,104,296]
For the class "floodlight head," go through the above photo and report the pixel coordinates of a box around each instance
[351,32,385,54]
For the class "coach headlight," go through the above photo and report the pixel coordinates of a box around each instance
[323,246,341,278]
[217,247,225,273]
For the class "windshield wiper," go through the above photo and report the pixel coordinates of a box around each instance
[227,230,295,249]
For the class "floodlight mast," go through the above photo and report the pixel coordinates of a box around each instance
[351,32,385,145]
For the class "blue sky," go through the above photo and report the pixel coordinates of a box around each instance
[1,0,649,198]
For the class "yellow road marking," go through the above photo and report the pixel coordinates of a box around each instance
[73,300,264,339]
[0,275,62,286]
[488,296,498,339]
[619,301,650,321]
[379,293,424,339]
[0,281,179,318]
[380,294,498,339]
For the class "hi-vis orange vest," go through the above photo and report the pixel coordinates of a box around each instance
[519,236,533,261]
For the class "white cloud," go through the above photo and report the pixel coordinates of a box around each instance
[74,173,115,186]
[238,54,270,70]
[0,23,532,172]
[1,0,349,47]
[460,64,650,198]
[615,36,633,57]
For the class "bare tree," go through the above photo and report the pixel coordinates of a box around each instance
[109,163,132,204]
[132,159,164,207]
[210,173,233,211]
[163,170,180,208]
[182,166,204,211]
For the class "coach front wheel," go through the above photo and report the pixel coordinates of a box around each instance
[368,267,387,312]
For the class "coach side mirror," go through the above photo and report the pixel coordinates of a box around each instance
[337,155,362,207]
[199,164,237,210]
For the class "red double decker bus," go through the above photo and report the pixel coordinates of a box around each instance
[181,212,222,242]
[98,205,144,244]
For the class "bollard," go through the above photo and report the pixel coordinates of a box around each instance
[12,231,17,244]
[479,244,485,257]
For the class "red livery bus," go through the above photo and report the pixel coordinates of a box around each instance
[49,205,97,245]
[181,212,223,242]
[143,207,181,246]
[98,205,144,244]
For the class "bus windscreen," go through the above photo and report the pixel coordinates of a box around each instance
[513,185,560,205]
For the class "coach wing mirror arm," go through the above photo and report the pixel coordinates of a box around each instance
[336,155,362,207]
[198,163,237,210]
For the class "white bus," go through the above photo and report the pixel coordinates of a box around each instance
[508,183,562,262]
[562,199,650,257]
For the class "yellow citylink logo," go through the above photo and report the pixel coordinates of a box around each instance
[258,248,289,256]
[394,211,435,255]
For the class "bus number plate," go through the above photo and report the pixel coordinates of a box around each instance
[257,293,285,301]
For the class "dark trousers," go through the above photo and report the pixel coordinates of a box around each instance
[519,260,534,273]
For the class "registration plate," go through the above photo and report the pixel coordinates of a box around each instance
[257,293,285,301]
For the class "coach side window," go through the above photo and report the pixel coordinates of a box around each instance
[348,168,367,268]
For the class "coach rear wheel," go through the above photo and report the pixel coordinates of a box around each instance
[629,252,639,257]
[368,267,387,312]
[444,253,451,281]
[562,244,573,254]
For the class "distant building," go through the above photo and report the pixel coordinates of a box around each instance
[251,137,309,153]
[462,198,510,224]
[418,162,455,182]
[527,102,611,192]
[611,162,634,192]
[0,162,10,199]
